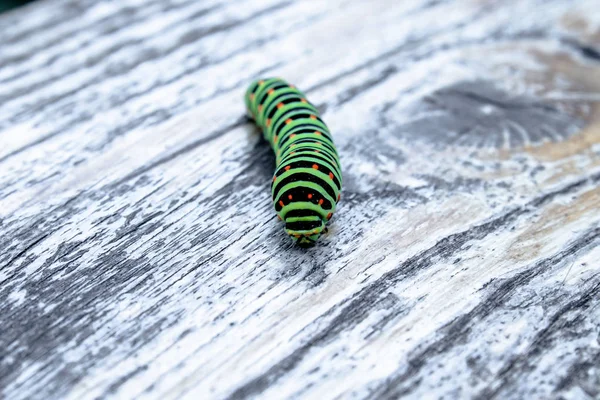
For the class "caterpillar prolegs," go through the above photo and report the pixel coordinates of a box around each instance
[244,78,342,246]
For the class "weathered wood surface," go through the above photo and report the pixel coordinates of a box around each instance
[1,0,600,399]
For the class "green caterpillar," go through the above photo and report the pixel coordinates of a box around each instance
[244,78,342,246]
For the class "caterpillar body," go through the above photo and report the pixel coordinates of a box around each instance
[244,78,342,246]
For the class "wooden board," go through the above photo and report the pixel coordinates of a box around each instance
[1,0,599,398]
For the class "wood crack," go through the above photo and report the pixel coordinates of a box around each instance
[370,226,600,399]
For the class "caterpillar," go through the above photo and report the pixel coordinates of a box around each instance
[244,78,342,246]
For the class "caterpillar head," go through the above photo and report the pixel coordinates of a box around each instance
[285,218,327,246]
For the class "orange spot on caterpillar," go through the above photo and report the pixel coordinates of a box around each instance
[312,164,318,170]
[277,215,282,220]
[277,103,284,109]
[329,172,334,179]
[290,134,296,138]
[337,193,341,201]
[273,135,278,143]
[286,119,293,124]
[258,105,263,112]
[291,151,296,155]
[301,98,307,103]
[273,176,277,182]
[259,80,265,85]
[327,212,332,220]
[288,194,292,200]
[308,194,313,199]
[315,149,320,153]
[314,131,322,135]
[266,119,271,127]
[310,115,317,120]
[285,165,291,171]
[268,89,275,95]
[318,199,324,205]
[279,200,284,207]
[250,94,255,100]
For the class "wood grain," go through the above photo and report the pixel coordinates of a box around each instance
[1,0,599,399]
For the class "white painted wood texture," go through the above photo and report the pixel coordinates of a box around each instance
[1,0,600,399]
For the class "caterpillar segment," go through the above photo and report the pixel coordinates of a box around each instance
[244,78,342,245]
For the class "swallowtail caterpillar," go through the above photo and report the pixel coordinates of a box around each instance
[244,78,342,245]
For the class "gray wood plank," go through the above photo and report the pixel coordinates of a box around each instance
[0,0,599,399]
